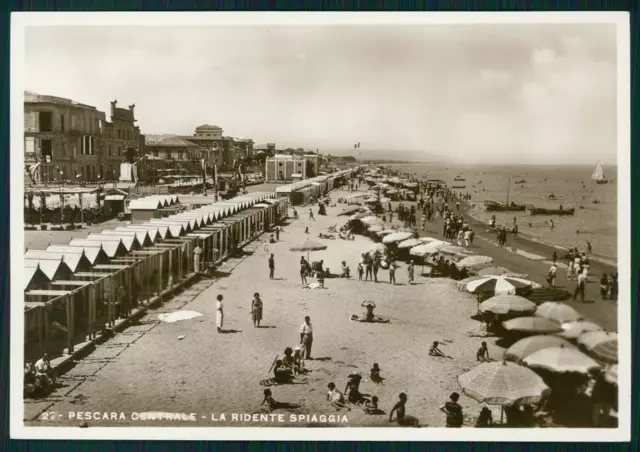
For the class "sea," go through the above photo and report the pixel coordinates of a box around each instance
[387,163,618,262]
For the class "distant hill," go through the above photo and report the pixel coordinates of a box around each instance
[325,149,446,163]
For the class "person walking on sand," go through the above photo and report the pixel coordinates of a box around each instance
[216,294,224,333]
[309,208,315,221]
[275,226,280,242]
[407,260,415,285]
[300,316,313,360]
[389,261,397,285]
[463,229,471,248]
[268,253,275,279]
[250,292,263,328]
[573,269,587,302]
[547,263,557,287]
[300,256,309,285]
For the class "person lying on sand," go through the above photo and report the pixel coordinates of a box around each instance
[370,363,385,384]
[261,388,302,412]
[350,301,390,323]
[476,342,490,362]
[429,341,452,358]
[327,382,350,411]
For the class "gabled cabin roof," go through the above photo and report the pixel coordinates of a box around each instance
[144,222,184,238]
[46,245,109,265]
[101,229,152,246]
[128,198,163,210]
[149,219,192,233]
[68,239,126,258]
[24,265,51,290]
[24,249,92,273]
[24,259,73,280]
[87,233,140,252]
[124,225,168,240]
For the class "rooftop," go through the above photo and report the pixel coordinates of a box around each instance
[145,136,200,147]
[24,90,97,110]
[195,124,223,131]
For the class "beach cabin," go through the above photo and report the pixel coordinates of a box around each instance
[46,245,110,266]
[69,239,128,258]
[87,233,141,253]
[128,198,165,223]
[102,188,129,217]
[24,249,93,274]
[24,265,51,291]
[100,229,153,248]
[24,259,74,282]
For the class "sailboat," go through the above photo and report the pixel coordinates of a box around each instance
[592,161,608,184]
[484,176,526,212]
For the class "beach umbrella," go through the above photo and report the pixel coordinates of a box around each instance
[376,229,398,237]
[367,224,384,233]
[361,216,383,226]
[409,240,448,257]
[456,255,494,269]
[502,317,563,334]
[604,364,618,385]
[479,295,536,316]
[478,266,526,278]
[290,239,328,261]
[365,243,388,256]
[535,302,583,324]
[456,275,485,291]
[338,206,362,216]
[437,244,474,259]
[504,335,576,363]
[397,238,423,249]
[577,331,618,363]
[419,236,441,244]
[466,275,541,296]
[457,361,550,406]
[557,320,603,340]
[383,231,415,244]
[523,346,601,374]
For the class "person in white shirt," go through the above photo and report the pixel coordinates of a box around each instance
[300,316,313,360]
[463,230,471,248]
[34,353,56,386]
[573,270,587,302]
[547,264,558,287]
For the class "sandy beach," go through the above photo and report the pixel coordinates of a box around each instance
[25,187,509,428]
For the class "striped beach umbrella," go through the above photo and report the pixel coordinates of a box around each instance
[557,321,603,340]
[466,275,541,296]
[504,335,576,363]
[523,345,601,374]
[479,295,536,315]
[578,331,618,363]
[409,241,448,257]
[502,317,563,334]
[535,302,583,324]
[478,266,526,278]
[457,361,550,406]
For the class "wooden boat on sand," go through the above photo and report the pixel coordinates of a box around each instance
[484,200,526,212]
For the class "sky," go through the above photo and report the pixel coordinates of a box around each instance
[23,23,619,164]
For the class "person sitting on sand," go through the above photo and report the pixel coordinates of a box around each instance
[370,363,384,384]
[344,373,365,404]
[341,261,350,278]
[282,347,302,375]
[476,341,490,362]
[365,396,384,415]
[389,393,419,427]
[475,407,493,427]
[273,360,294,383]
[429,341,446,357]
[327,382,349,411]
[293,346,306,373]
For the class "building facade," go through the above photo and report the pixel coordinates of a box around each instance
[180,125,254,173]
[24,91,106,184]
[101,100,142,181]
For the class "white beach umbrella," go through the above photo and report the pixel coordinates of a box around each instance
[466,275,541,296]
[376,229,398,237]
[409,240,448,257]
[361,216,383,226]
[382,231,415,244]
[535,302,583,324]
[557,320,603,340]
[456,255,494,269]
[397,238,423,249]
[419,236,442,243]
[523,346,601,374]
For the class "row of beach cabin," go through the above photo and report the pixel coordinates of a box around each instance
[23,192,288,362]
[275,168,357,206]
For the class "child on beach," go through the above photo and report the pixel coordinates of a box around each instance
[476,342,490,362]
[261,388,301,412]
[475,407,493,427]
[429,341,446,357]
[365,396,384,415]
[440,392,464,428]
[389,393,419,427]
[357,263,364,281]
[407,261,415,285]
[370,363,384,384]
[327,382,349,411]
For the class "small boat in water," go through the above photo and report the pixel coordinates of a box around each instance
[592,161,608,184]
[525,204,575,216]
[484,200,526,212]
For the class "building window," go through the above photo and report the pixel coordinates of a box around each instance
[117,129,121,139]
[38,112,53,132]
[60,114,65,131]
[108,144,112,156]
[71,115,76,130]
[41,139,52,161]
[90,136,95,155]
[117,146,121,155]
[25,137,35,153]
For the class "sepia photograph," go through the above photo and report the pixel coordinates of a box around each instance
[10,12,631,441]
